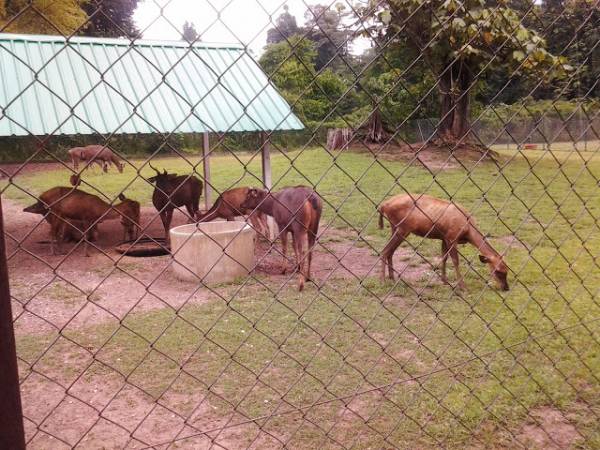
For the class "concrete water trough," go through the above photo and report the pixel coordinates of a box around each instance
[170,221,256,284]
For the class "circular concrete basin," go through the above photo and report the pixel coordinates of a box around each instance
[170,221,256,284]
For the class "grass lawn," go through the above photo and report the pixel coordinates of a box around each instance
[6,146,600,448]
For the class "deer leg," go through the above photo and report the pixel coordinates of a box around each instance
[248,214,262,236]
[49,218,59,255]
[185,204,195,223]
[441,240,450,284]
[381,228,405,282]
[259,213,269,238]
[166,209,174,242]
[292,230,307,291]
[81,221,92,257]
[280,231,289,274]
[449,245,465,289]
[160,209,174,243]
[306,224,317,282]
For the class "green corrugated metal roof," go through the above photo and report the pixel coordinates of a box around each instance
[0,33,304,136]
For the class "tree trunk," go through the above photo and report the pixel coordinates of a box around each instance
[366,107,386,143]
[438,61,472,142]
[451,65,471,139]
[438,69,454,138]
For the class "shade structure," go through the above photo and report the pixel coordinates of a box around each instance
[0,33,304,137]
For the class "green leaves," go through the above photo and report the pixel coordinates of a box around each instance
[380,9,392,25]
[0,0,88,34]
[513,50,526,62]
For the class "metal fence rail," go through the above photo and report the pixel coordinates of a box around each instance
[1,0,599,449]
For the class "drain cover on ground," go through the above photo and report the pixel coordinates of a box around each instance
[115,237,170,257]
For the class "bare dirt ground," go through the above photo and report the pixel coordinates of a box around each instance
[350,141,502,171]
[516,406,580,449]
[5,198,434,330]
[4,197,438,449]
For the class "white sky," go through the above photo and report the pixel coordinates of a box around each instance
[134,0,371,56]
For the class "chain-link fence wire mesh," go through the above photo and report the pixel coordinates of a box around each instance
[1,0,600,448]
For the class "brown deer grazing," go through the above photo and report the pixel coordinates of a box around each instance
[241,186,322,291]
[24,187,140,255]
[378,193,509,290]
[148,165,203,243]
[68,145,124,173]
[196,187,269,237]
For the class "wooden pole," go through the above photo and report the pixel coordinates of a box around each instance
[0,196,26,450]
[261,133,276,240]
[203,132,212,210]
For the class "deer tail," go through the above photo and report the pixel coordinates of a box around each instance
[378,207,385,230]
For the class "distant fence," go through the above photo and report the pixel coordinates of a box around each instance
[402,116,600,148]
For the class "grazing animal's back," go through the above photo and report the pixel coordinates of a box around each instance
[379,194,473,240]
[198,187,254,221]
[274,186,319,215]
[41,188,113,221]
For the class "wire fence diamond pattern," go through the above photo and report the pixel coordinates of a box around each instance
[1,0,600,449]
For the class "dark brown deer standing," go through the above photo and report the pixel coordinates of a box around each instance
[148,164,203,243]
[68,145,124,173]
[378,193,509,290]
[196,187,269,237]
[241,186,322,291]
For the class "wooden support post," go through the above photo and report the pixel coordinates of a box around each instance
[203,132,212,211]
[261,133,276,240]
[0,196,26,450]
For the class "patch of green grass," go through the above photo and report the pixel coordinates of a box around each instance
[18,275,600,447]
[9,147,600,448]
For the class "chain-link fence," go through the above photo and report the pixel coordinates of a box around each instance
[1,0,600,449]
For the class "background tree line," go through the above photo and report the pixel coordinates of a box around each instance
[259,0,600,143]
[0,0,597,160]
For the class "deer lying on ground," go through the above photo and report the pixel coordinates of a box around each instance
[148,165,203,243]
[68,145,124,173]
[242,186,322,291]
[196,187,269,237]
[24,187,140,255]
[378,193,509,290]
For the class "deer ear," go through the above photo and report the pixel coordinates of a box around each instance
[479,255,490,264]
[118,193,126,201]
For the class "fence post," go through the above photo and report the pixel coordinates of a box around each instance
[0,195,26,450]
[261,132,276,240]
[203,132,212,210]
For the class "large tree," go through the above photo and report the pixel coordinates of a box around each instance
[304,3,352,71]
[541,0,600,99]
[266,5,300,45]
[0,0,88,34]
[259,35,358,125]
[81,0,139,38]
[362,0,570,142]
